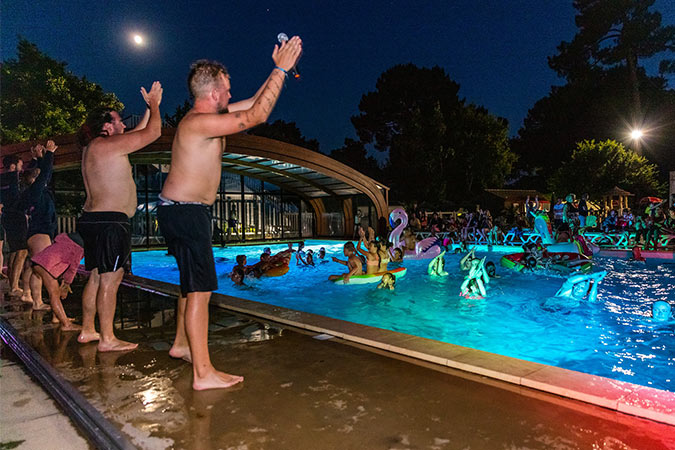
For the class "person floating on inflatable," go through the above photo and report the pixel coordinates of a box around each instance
[328,242,363,284]
[652,301,672,322]
[555,271,607,302]
[377,273,396,290]
[428,251,449,276]
[460,257,488,298]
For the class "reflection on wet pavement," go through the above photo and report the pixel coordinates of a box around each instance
[2,279,674,449]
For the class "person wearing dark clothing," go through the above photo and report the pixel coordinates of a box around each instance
[16,141,58,309]
[0,154,27,295]
[578,193,589,228]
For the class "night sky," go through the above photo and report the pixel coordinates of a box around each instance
[3,1,674,155]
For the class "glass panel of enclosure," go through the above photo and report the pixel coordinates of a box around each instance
[52,164,389,245]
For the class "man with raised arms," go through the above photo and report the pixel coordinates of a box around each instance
[76,82,163,351]
[158,36,302,390]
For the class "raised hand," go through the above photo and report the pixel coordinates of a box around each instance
[272,35,302,72]
[141,81,163,107]
[31,144,45,158]
[45,140,58,153]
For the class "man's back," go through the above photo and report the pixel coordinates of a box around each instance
[82,139,137,217]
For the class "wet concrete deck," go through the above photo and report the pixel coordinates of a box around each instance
[1,279,674,449]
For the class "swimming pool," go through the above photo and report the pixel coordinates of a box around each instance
[131,240,675,393]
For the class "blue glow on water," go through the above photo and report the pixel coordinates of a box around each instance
[132,240,675,392]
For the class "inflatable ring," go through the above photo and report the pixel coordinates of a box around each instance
[332,267,407,285]
[262,265,290,277]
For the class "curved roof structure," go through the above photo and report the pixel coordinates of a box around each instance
[1,129,389,229]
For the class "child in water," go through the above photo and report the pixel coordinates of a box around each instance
[329,242,363,283]
[305,249,315,266]
[231,254,249,285]
[377,273,396,290]
[317,247,326,261]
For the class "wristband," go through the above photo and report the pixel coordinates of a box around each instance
[275,66,288,76]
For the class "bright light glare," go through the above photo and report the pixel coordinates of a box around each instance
[630,129,643,140]
[133,34,143,45]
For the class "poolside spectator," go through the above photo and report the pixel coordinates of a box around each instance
[157,40,301,390]
[18,140,59,309]
[1,154,27,296]
[602,210,618,233]
[552,198,564,231]
[633,215,647,247]
[578,193,589,228]
[76,82,163,351]
[353,209,362,239]
[329,242,362,283]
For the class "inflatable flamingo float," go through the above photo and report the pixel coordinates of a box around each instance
[388,208,441,260]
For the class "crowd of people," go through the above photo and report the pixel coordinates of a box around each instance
[1,35,303,391]
[403,194,675,250]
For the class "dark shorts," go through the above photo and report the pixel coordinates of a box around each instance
[1,210,28,253]
[77,211,131,273]
[157,204,217,296]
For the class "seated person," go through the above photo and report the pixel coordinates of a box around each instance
[555,271,607,302]
[377,273,396,290]
[30,232,84,331]
[329,242,363,283]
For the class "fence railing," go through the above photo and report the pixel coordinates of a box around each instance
[414,229,675,249]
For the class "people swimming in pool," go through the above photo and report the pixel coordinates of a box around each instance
[390,247,404,263]
[305,249,315,266]
[357,228,380,274]
[459,247,477,271]
[295,242,307,265]
[652,301,672,322]
[555,271,607,302]
[230,254,250,285]
[460,257,488,298]
[329,242,363,283]
[377,272,396,290]
[317,247,327,262]
[485,261,498,278]
[377,240,390,272]
[428,251,448,276]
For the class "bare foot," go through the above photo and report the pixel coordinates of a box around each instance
[9,288,24,297]
[77,331,101,343]
[32,303,51,311]
[61,323,82,332]
[169,346,192,363]
[193,370,243,391]
[97,338,138,352]
[52,316,75,324]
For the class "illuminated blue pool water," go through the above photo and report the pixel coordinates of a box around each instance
[132,240,675,392]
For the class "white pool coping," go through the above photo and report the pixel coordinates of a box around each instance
[123,274,675,427]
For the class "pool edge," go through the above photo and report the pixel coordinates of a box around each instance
[121,273,675,427]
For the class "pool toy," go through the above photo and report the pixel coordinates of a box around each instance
[332,267,407,285]
[262,265,290,277]
[652,301,672,321]
[500,251,592,273]
[388,208,441,260]
[460,257,487,297]
[596,248,675,264]
[428,251,448,276]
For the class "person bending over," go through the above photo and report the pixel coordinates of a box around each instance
[30,232,84,331]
